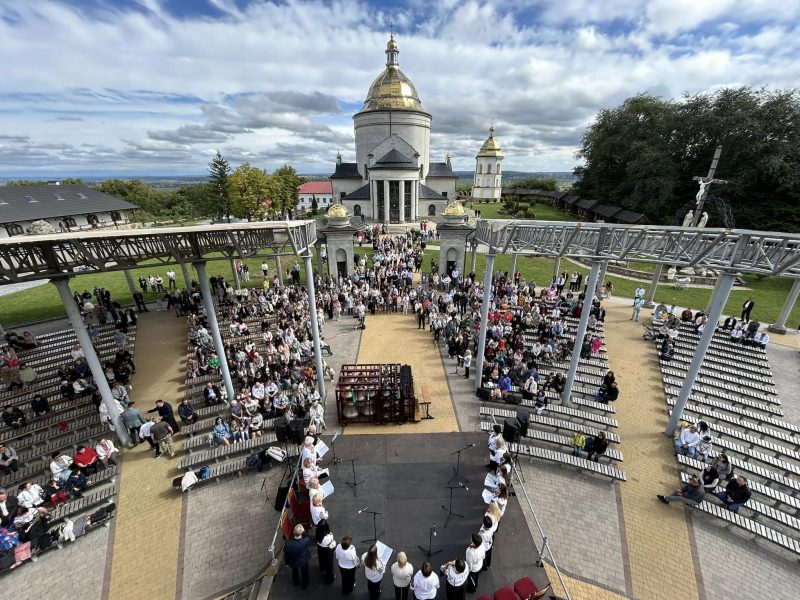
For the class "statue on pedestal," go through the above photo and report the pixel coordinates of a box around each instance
[682,210,694,227]
[697,212,709,228]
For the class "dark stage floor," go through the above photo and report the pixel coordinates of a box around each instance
[271,432,550,599]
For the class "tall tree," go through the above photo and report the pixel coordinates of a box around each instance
[507,177,560,191]
[271,165,303,218]
[230,163,273,221]
[208,151,232,222]
[573,88,800,231]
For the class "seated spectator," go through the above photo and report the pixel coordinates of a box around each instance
[714,476,751,513]
[674,425,701,458]
[18,362,38,385]
[212,417,231,446]
[2,405,26,429]
[203,382,222,405]
[533,390,548,415]
[712,453,734,481]
[65,469,92,498]
[701,465,720,492]
[721,315,737,330]
[22,331,37,348]
[1,367,23,393]
[548,373,566,395]
[696,436,713,462]
[585,432,609,462]
[596,382,619,403]
[730,325,744,343]
[248,407,263,437]
[74,445,99,475]
[0,443,19,476]
[18,481,46,509]
[659,339,675,361]
[95,439,119,468]
[73,377,95,398]
[657,475,705,506]
[748,331,769,349]
[744,320,760,338]
[50,452,74,484]
[680,308,693,322]
[31,394,51,417]
[178,398,197,426]
[42,479,68,508]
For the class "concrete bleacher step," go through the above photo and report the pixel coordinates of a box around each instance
[479,405,621,443]
[509,440,626,482]
[663,382,782,417]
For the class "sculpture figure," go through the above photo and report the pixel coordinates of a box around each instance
[696,179,710,204]
[682,210,694,227]
[698,212,709,228]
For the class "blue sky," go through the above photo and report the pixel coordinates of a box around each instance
[1,0,799,176]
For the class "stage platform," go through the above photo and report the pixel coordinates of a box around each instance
[271,432,550,598]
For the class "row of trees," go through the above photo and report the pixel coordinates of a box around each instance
[573,87,800,232]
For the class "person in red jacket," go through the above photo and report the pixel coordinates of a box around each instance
[74,445,99,475]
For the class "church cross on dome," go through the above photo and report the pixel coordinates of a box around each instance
[385,29,399,67]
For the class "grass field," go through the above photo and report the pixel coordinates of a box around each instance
[465,200,574,221]
[1,239,798,331]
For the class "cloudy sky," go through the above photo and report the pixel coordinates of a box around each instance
[1,0,799,176]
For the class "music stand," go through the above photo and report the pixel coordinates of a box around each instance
[447,443,474,487]
[360,509,384,544]
[417,523,442,561]
[343,458,365,498]
[442,484,467,529]
[326,432,343,469]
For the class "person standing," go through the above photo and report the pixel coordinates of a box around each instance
[411,562,439,600]
[150,417,175,458]
[148,399,180,433]
[465,533,485,593]
[261,261,269,279]
[442,557,469,600]
[391,551,414,600]
[335,535,360,594]
[284,524,311,589]
[462,349,472,379]
[121,402,146,446]
[741,297,755,323]
[316,519,336,585]
[479,514,497,571]
[167,269,177,289]
[631,296,645,322]
[362,543,386,600]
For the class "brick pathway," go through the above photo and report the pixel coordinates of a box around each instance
[106,310,187,600]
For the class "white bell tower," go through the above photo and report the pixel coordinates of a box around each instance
[471,126,504,200]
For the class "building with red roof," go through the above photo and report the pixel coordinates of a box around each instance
[298,181,333,211]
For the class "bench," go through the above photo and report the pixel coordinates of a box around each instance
[178,433,280,470]
[663,382,781,417]
[479,405,621,443]
[181,418,277,453]
[509,440,626,482]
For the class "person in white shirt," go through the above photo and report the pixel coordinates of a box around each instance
[302,457,322,487]
[95,439,119,468]
[411,562,439,600]
[441,557,469,598]
[465,533,486,592]
[301,437,320,466]
[362,544,386,600]
[18,481,45,509]
[307,477,324,504]
[479,514,498,571]
[486,424,502,467]
[138,418,158,456]
[335,536,360,594]
[311,495,328,526]
[49,452,74,484]
[490,437,508,470]
[674,425,701,458]
[309,399,326,431]
[391,552,414,600]
[462,349,472,379]
[315,519,336,585]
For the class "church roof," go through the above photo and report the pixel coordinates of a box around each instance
[427,162,456,178]
[477,126,503,158]
[419,184,447,199]
[373,149,416,169]
[358,36,426,114]
[0,184,137,224]
[342,184,371,200]
[330,162,361,179]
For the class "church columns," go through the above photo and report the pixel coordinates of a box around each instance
[399,180,406,223]
[383,180,390,225]
[411,181,417,222]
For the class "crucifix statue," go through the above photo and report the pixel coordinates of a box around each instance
[690,144,727,227]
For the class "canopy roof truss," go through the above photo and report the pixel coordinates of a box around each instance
[475,220,800,277]
[0,221,317,284]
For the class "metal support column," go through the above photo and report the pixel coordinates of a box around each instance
[474,250,496,392]
[179,260,192,289]
[552,257,561,282]
[768,278,800,334]
[0,320,4,337]
[303,254,327,399]
[315,242,324,278]
[597,260,609,292]
[275,255,284,286]
[643,264,663,308]
[509,252,518,277]
[53,278,130,447]
[470,242,477,274]
[230,258,240,289]
[704,275,727,314]
[123,269,138,299]
[665,272,736,435]
[562,260,602,407]
[195,261,235,403]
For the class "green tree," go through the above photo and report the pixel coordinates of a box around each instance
[271,165,303,218]
[508,177,560,191]
[230,163,273,221]
[574,88,800,231]
[208,151,232,222]
[94,179,169,217]
[6,177,85,186]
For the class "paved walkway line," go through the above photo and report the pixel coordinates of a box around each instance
[107,310,187,600]
[602,304,701,600]
[542,563,632,600]
[347,312,459,434]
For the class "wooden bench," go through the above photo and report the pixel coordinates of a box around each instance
[509,441,626,482]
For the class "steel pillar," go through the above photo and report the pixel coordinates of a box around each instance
[230,258,240,289]
[597,261,609,292]
[474,251,496,392]
[303,254,326,399]
[179,260,192,289]
[276,255,284,286]
[53,278,130,446]
[704,275,727,315]
[123,269,138,299]
[562,260,602,407]
[552,257,561,282]
[665,272,736,435]
[195,262,235,403]
[768,279,800,334]
[643,264,663,308]
[470,242,478,273]
[509,252,518,278]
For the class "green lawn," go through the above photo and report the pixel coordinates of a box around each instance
[465,200,575,221]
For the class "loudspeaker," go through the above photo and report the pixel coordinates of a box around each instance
[516,411,530,438]
[503,417,520,444]
[288,418,304,444]
[274,485,290,511]
[476,388,491,400]
[275,416,289,443]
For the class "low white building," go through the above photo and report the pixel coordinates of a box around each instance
[298,181,333,211]
[0,183,138,238]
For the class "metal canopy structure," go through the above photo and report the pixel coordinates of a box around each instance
[474,220,800,278]
[0,221,317,284]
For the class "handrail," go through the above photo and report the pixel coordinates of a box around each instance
[266,445,305,566]
[512,453,573,600]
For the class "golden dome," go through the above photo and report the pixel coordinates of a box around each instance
[477,126,503,158]
[443,201,466,216]
[327,203,349,218]
[359,36,425,113]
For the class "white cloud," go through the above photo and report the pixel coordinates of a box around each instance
[0,0,798,174]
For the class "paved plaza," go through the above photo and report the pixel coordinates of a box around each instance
[2,292,799,600]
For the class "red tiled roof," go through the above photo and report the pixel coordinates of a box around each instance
[298,181,332,194]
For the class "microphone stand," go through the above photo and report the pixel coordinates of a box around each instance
[442,484,467,529]
[359,509,384,544]
[343,458,365,498]
[325,434,343,469]
[417,523,442,561]
[447,443,474,487]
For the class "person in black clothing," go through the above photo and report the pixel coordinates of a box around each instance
[178,398,197,426]
[133,291,149,313]
[741,298,755,324]
[147,399,180,433]
[586,431,609,462]
[284,524,311,589]
[31,394,51,417]
[714,476,752,513]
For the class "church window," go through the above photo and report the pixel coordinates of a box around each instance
[404,181,412,218]
[477,164,482,174]
[496,163,501,174]
[376,180,385,221]
[487,164,492,174]
[5,223,23,236]
[353,204,362,216]
[428,204,436,216]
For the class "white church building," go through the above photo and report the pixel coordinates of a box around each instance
[471,126,504,200]
[330,36,457,223]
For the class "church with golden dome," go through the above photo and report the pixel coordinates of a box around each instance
[330,35,457,223]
